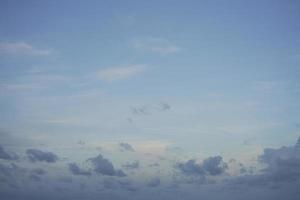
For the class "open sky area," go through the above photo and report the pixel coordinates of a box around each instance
[1,1,300,199]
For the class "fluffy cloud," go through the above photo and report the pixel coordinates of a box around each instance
[202,156,228,175]
[26,149,58,163]
[176,156,228,176]
[0,145,18,160]
[97,65,146,82]
[119,142,135,152]
[228,137,300,187]
[88,154,126,177]
[68,163,91,177]
[176,159,205,176]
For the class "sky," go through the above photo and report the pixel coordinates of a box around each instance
[0,0,300,199]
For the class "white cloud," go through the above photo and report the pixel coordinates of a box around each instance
[0,42,52,56]
[133,37,180,55]
[97,65,146,82]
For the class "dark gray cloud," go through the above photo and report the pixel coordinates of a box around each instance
[68,163,91,177]
[176,156,227,176]
[176,159,205,176]
[119,142,135,152]
[202,156,228,175]
[88,154,126,177]
[0,145,18,160]
[122,161,139,170]
[26,149,58,163]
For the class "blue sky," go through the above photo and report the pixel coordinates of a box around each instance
[1,1,300,199]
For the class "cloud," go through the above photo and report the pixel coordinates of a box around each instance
[31,168,47,175]
[88,154,126,177]
[147,177,161,187]
[202,156,228,176]
[119,142,135,152]
[130,102,171,115]
[228,137,300,187]
[176,156,228,176]
[176,159,205,176]
[26,149,58,163]
[0,163,26,189]
[122,161,140,170]
[0,145,18,160]
[97,65,146,82]
[68,163,91,177]
[156,102,171,111]
[0,42,51,56]
[133,37,180,55]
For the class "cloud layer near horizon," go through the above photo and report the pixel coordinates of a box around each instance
[1,137,300,200]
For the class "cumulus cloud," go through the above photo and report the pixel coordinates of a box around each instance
[176,156,228,176]
[202,156,228,175]
[176,159,205,176]
[26,149,58,163]
[0,42,51,56]
[119,142,135,152]
[0,145,18,160]
[228,137,300,187]
[97,65,146,82]
[88,154,126,177]
[68,163,91,177]
[122,161,140,170]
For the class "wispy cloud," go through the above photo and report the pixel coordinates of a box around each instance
[133,37,180,55]
[0,42,52,56]
[97,65,146,82]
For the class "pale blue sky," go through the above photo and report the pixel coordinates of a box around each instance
[0,1,300,199]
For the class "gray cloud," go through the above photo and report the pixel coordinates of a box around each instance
[68,163,91,177]
[176,156,227,176]
[0,145,18,160]
[147,177,161,187]
[26,149,58,163]
[202,156,228,176]
[176,159,205,176]
[130,102,171,116]
[31,168,47,175]
[122,161,139,170]
[156,102,171,111]
[119,142,135,152]
[88,154,126,177]
[229,137,300,187]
